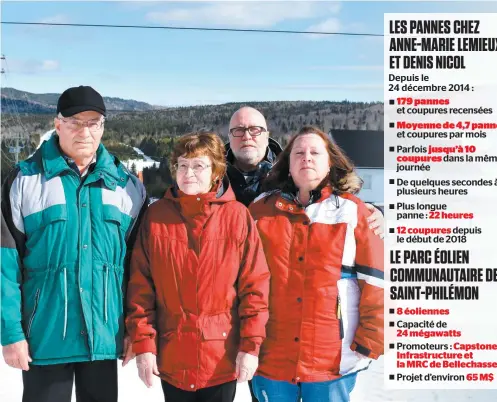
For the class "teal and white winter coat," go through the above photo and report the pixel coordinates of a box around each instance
[1,135,147,365]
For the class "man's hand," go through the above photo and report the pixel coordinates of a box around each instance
[365,203,384,239]
[235,352,258,383]
[2,340,32,371]
[121,335,135,367]
[136,352,159,388]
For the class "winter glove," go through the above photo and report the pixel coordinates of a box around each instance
[235,351,258,382]
[136,352,159,388]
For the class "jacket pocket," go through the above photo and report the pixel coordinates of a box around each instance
[100,207,126,265]
[101,263,124,324]
[24,206,68,236]
[23,207,68,271]
[336,278,361,345]
[201,314,238,376]
[103,207,123,227]
[91,262,125,356]
[25,266,89,360]
[202,321,232,341]
[158,330,188,372]
[201,312,239,341]
[103,206,131,235]
[26,289,41,338]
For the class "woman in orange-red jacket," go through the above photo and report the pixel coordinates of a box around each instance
[126,132,270,402]
[249,126,384,402]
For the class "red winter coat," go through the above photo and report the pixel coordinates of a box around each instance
[126,179,270,391]
[249,187,384,384]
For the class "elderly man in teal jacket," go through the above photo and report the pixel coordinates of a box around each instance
[1,86,147,402]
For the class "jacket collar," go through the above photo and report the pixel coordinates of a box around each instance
[277,185,336,213]
[41,134,123,188]
[225,137,282,168]
[164,175,235,203]
[164,175,235,217]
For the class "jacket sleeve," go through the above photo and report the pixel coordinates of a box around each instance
[123,195,148,310]
[350,200,384,359]
[236,208,270,356]
[1,168,26,346]
[125,210,158,355]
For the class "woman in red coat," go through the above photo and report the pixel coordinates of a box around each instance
[126,132,270,402]
[249,126,384,402]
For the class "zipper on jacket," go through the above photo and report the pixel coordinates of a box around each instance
[104,264,109,324]
[63,268,68,340]
[27,289,41,338]
[337,295,344,340]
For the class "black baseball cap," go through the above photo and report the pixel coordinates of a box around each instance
[57,85,106,117]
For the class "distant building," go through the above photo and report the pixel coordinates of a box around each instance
[328,129,384,209]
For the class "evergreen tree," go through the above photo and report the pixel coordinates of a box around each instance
[130,162,138,177]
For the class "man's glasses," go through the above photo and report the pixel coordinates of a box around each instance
[229,126,267,137]
[59,117,105,133]
[174,162,212,175]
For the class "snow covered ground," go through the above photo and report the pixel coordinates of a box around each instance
[132,146,156,163]
[1,356,496,401]
[120,147,160,172]
[121,158,160,172]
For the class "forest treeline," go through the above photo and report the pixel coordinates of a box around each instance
[1,100,384,196]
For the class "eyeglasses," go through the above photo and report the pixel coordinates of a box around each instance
[174,162,212,175]
[229,126,267,137]
[59,117,105,132]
